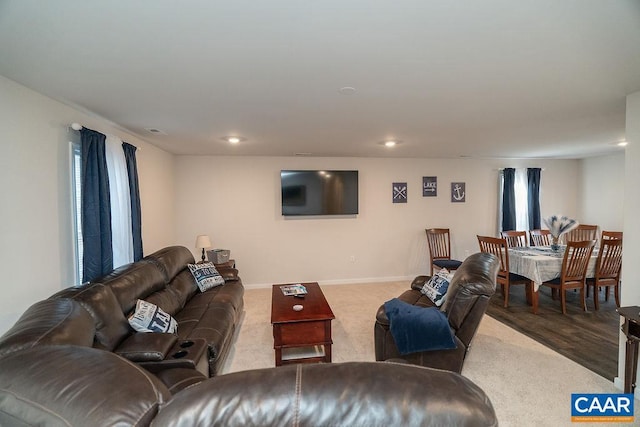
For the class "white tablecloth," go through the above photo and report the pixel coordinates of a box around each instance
[508,246,597,291]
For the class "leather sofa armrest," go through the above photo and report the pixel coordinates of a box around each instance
[375,304,389,326]
[217,267,239,282]
[115,333,178,362]
[410,275,429,291]
[138,338,208,375]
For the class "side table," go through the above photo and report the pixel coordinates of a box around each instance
[214,259,235,269]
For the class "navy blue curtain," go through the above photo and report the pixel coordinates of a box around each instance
[123,142,143,261]
[81,128,113,282]
[527,168,541,230]
[501,168,516,231]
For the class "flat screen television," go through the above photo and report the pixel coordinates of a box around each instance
[281,170,359,216]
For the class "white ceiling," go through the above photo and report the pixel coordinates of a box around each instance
[1,0,639,159]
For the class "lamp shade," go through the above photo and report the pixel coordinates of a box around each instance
[195,235,212,249]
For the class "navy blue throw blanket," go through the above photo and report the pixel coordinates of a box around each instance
[384,298,457,355]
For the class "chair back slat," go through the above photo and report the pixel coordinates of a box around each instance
[530,229,551,246]
[426,228,451,260]
[596,238,623,279]
[500,230,527,248]
[565,224,598,243]
[477,236,509,281]
[561,240,595,282]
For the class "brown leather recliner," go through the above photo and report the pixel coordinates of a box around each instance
[375,252,499,373]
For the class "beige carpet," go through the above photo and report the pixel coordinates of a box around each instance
[222,282,637,427]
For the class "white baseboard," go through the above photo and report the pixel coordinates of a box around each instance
[243,275,415,290]
[614,376,624,391]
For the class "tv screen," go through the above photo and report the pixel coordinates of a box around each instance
[281,170,359,216]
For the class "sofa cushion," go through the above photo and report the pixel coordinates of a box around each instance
[167,270,199,308]
[441,252,498,331]
[98,261,167,314]
[186,281,244,313]
[145,287,183,316]
[0,299,95,357]
[188,263,225,292]
[71,284,131,351]
[144,246,196,282]
[128,300,178,334]
[174,301,235,360]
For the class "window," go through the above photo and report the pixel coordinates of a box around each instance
[499,167,541,232]
[71,130,141,284]
[71,141,83,285]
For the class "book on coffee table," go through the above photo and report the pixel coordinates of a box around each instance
[280,284,307,296]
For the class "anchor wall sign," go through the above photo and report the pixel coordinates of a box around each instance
[451,182,466,203]
[393,182,408,203]
[422,176,437,197]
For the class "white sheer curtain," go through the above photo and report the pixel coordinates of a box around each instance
[105,135,134,268]
[514,168,529,231]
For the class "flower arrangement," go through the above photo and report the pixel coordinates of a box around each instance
[543,215,579,249]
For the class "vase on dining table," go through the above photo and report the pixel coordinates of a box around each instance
[544,215,578,253]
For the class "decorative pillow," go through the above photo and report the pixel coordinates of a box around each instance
[420,268,454,307]
[128,299,178,334]
[188,262,225,292]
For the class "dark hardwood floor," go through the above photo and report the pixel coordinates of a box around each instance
[485,285,620,380]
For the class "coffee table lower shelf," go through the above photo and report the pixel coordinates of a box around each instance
[278,345,327,365]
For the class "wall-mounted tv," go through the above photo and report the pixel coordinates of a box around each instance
[281,170,359,216]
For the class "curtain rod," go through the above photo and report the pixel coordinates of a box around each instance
[68,122,141,150]
[496,168,545,171]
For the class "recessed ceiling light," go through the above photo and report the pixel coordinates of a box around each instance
[617,140,628,147]
[379,140,402,147]
[338,86,356,95]
[145,127,167,135]
[221,136,246,144]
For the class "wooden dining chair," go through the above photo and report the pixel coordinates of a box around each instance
[601,230,623,240]
[500,230,528,248]
[529,229,551,246]
[586,237,622,310]
[477,235,532,308]
[540,240,595,314]
[565,224,598,243]
[425,228,462,276]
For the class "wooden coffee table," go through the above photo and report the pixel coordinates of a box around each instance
[271,282,335,366]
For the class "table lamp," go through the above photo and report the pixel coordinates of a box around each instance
[195,235,212,263]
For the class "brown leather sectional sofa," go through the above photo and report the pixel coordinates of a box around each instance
[0,246,499,426]
[0,246,243,388]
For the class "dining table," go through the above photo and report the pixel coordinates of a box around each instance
[508,245,598,314]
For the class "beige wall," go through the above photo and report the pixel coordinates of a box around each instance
[0,76,176,334]
[618,90,640,392]
[174,156,581,287]
[579,152,625,231]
